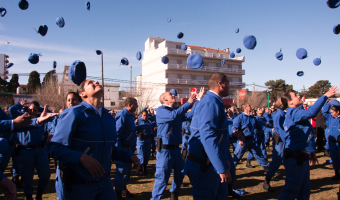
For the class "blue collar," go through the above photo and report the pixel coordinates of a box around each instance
[123,107,132,116]
[206,91,223,104]
[81,101,107,116]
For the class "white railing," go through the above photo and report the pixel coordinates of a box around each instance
[168,64,245,75]
[168,48,187,55]
[168,78,192,84]
[167,79,245,87]
[230,82,246,87]
[222,95,237,99]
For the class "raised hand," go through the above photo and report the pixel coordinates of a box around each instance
[324,86,338,98]
[197,87,205,99]
[13,113,32,128]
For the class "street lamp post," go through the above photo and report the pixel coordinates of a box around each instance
[96,50,104,105]
[129,66,132,95]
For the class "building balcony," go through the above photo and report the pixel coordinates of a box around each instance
[230,82,245,87]
[166,48,245,61]
[167,78,245,87]
[167,64,245,75]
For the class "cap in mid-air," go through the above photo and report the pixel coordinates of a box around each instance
[35,25,48,36]
[53,61,57,69]
[333,24,340,34]
[69,60,87,85]
[6,63,13,69]
[181,44,187,51]
[136,51,142,61]
[236,48,242,53]
[86,1,90,10]
[187,53,204,69]
[177,32,184,39]
[327,0,340,8]
[0,8,6,17]
[96,50,102,55]
[167,17,171,22]
[120,57,129,65]
[243,35,257,50]
[170,89,178,96]
[296,48,308,60]
[313,58,321,66]
[230,52,235,58]
[56,17,65,28]
[161,56,169,64]
[19,0,29,10]
[275,49,283,61]
[221,59,226,66]
[28,53,40,64]
[235,28,239,33]
[296,71,304,76]
[0,138,8,154]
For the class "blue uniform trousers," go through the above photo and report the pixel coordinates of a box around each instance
[182,134,190,151]
[64,176,116,200]
[246,137,267,160]
[278,158,310,200]
[17,147,51,195]
[230,139,238,152]
[11,152,21,177]
[266,142,283,179]
[328,140,340,170]
[114,147,133,191]
[151,132,156,152]
[137,138,151,165]
[151,148,184,200]
[217,150,236,200]
[55,166,65,200]
[233,141,268,167]
[185,160,220,200]
[325,132,330,150]
[0,145,15,172]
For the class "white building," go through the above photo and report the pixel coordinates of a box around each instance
[141,37,246,108]
[0,54,9,80]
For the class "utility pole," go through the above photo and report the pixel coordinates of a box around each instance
[129,66,132,95]
[101,53,104,105]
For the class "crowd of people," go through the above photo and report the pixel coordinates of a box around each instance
[0,72,339,200]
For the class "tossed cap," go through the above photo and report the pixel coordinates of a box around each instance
[36,25,48,36]
[296,71,304,76]
[120,57,129,65]
[275,49,283,61]
[330,100,340,107]
[96,50,102,55]
[86,1,90,10]
[6,63,13,69]
[230,52,235,58]
[235,28,239,33]
[181,44,187,51]
[221,59,226,66]
[56,17,65,28]
[161,56,169,64]
[313,58,321,66]
[136,51,142,61]
[18,0,29,10]
[69,60,87,85]
[0,7,6,17]
[53,61,57,69]
[187,53,204,69]
[177,32,184,39]
[0,138,8,154]
[296,48,308,60]
[167,17,171,22]
[327,0,340,8]
[333,24,340,34]
[243,35,257,50]
[170,89,178,96]
[236,48,242,53]
[28,53,40,64]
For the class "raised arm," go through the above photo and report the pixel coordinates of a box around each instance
[156,102,192,123]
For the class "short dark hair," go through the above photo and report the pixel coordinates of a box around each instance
[77,80,87,93]
[30,101,40,109]
[208,73,228,90]
[141,110,148,115]
[331,105,340,113]
[66,92,82,102]
[241,103,249,111]
[125,97,137,107]
[280,92,293,110]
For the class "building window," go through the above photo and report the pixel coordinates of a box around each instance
[111,102,115,106]
[176,45,181,49]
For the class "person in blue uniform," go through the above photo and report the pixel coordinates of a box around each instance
[232,104,269,170]
[322,100,340,180]
[227,110,239,153]
[181,108,192,161]
[264,108,273,150]
[183,73,234,199]
[278,86,338,200]
[148,108,157,157]
[151,88,200,200]
[50,80,140,200]
[135,110,156,175]
[114,97,139,200]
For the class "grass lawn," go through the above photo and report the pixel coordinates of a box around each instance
[1,148,339,200]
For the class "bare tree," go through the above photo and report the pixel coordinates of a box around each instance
[239,91,268,109]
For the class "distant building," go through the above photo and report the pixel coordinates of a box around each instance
[0,54,10,80]
[141,37,246,108]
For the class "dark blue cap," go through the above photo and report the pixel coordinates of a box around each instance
[181,44,187,51]
[28,53,40,64]
[56,17,65,28]
[296,71,304,76]
[136,51,142,61]
[313,58,321,66]
[330,100,340,107]
[327,0,340,8]
[333,24,340,34]
[243,35,257,50]
[96,50,102,55]
[170,89,178,96]
[230,52,235,58]
[236,48,241,53]
[235,28,239,33]
[19,0,29,10]
[36,25,48,36]
[167,17,171,22]
[0,8,6,17]
[187,53,204,69]
[161,56,169,64]
[86,1,90,10]
[6,63,13,69]
[177,32,184,39]
[296,48,308,60]
[221,59,226,66]
[120,57,129,65]
[0,138,8,154]
[69,60,87,85]
[275,49,283,61]
[53,61,57,69]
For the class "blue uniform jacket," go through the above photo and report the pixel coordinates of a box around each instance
[221,117,233,160]
[255,115,272,140]
[273,109,286,142]
[188,91,228,174]
[322,102,340,140]
[263,112,273,127]
[182,121,191,133]
[115,107,137,149]
[50,101,133,181]
[156,102,194,145]
[136,118,155,143]
[283,96,327,152]
[232,113,261,141]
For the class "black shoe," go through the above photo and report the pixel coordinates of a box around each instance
[34,190,43,200]
[170,192,179,200]
[12,176,23,188]
[122,186,135,198]
[26,195,33,200]
[228,185,240,199]
[246,159,254,168]
[263,178,275,192]
[116,190,125,200]
[331,170,340,180]
[143,165,149,175]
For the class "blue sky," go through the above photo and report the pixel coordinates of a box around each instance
[0,0,339,91]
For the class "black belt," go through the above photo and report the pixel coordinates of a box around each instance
[73,173,110,185]
[140,135,153,140]
[244,136,253,140]
[20,141,45,149]
[121,143,130,148]
[183,132,191,135]
[162,145,179,149]
[187,153,206,164]
[329,138,338,143]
